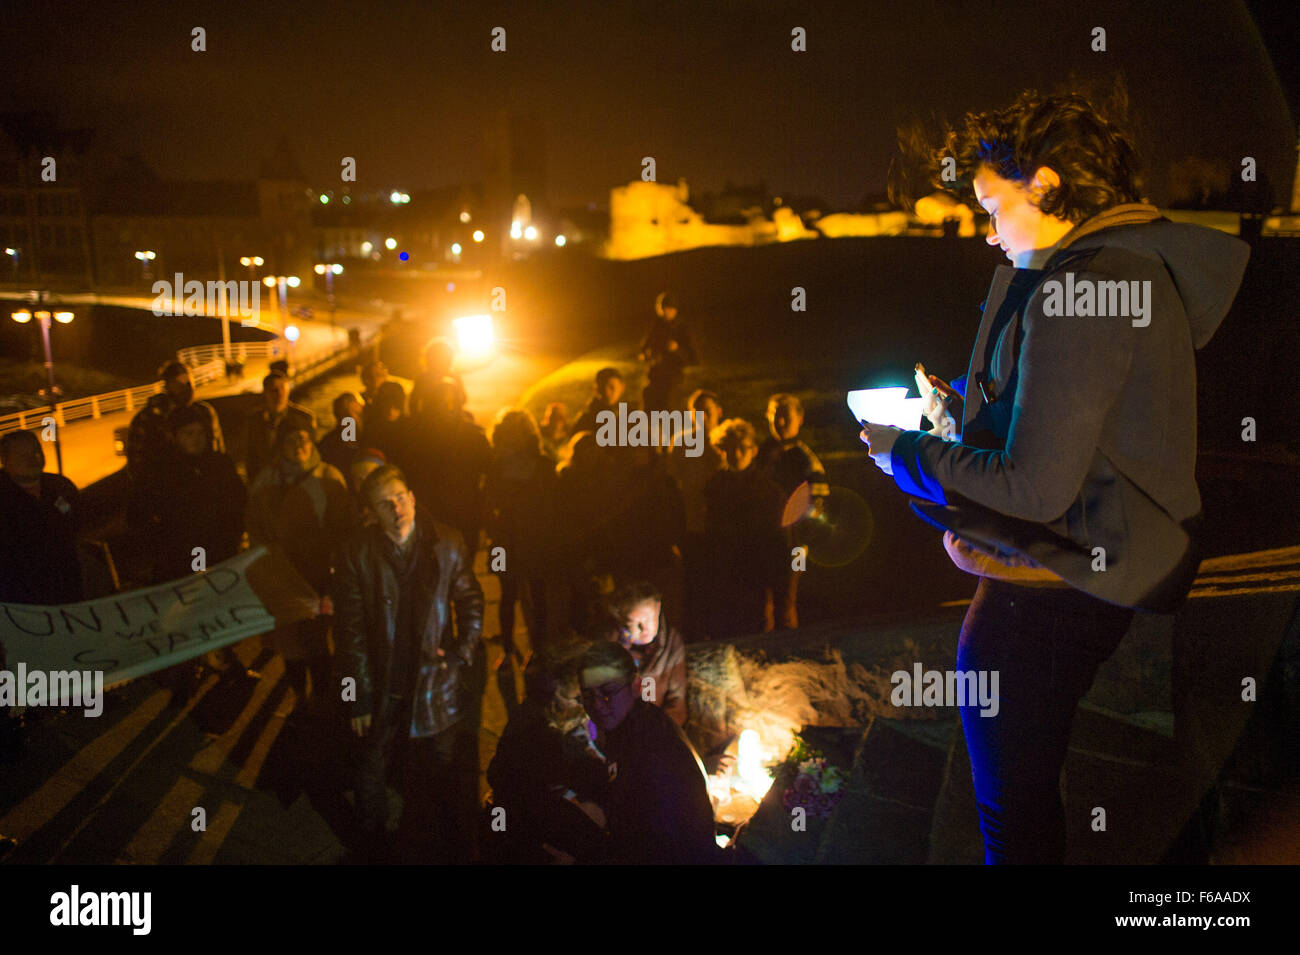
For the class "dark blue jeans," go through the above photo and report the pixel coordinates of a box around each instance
[957,577,1134,864]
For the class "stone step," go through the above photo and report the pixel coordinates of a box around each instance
[926,704,1188,864]
[813,717,956,864]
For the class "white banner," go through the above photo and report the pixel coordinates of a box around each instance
[0,547,312,689]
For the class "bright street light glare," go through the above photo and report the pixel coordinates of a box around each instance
[54,311,74,324]
[361,241,373,254]
[11,310,32,324]
[450,243,462,255]
[459,211,470,223]
[263,276,277,287]
[472,230,484,242]
[385,237,397,250]
[390,191,402,204]
[284,325,300,342]
[524,225,538,241]
[555,234,566,246]
[314,264,326,274]
[287,276,301,288]
[320,195,330,204]
[453,313,495,359]
[509,222,522,240]
[332,264,343,274]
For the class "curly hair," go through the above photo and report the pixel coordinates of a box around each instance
[710,417,758,453]
[932,90,1144,223]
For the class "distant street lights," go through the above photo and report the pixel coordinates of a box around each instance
[262,274,300,342]
[4,247,18,279]
[134,249,156,281]
[10,292,74,474]
[314,263,342,328]
[239,255,264,286]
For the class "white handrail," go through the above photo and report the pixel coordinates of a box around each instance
[0,328,379,438]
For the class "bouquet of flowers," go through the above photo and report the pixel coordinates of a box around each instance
[774,736,846,820]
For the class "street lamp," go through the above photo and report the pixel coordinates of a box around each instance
[10,294,73,474]
[314,262,343,328]
[4,247,18,278]
[134,249,156,281]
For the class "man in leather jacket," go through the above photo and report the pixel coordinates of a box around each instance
[334,464,486,863]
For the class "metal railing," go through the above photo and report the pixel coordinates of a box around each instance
[0,326,380,438]
[0,381,166,436]
[175,341,286,367]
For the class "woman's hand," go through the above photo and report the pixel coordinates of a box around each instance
[859,422,902,475]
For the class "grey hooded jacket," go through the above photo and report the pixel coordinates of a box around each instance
[889,204,1250,611]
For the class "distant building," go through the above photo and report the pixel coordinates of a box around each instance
[0,113,96,286]
[312,183,482,266]
[1,116,319,290]
[604,179,816,260]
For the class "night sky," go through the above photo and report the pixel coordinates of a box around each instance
[4,0,1295,209]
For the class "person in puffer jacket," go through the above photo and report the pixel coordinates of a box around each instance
[861,90,1249,864]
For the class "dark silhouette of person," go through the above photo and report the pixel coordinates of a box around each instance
[0,430,82,605]
[639,291,698,415]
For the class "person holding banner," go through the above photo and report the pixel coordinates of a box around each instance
[247,419,353,706]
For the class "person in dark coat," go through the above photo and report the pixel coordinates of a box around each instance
[0,430,82,605]
[601,444,686,626]
[570,367,626,437]
[485,641,610,863]
[399,378,491,560]
[704,419,787,640]
[156,405,257,681]
[318,391,363,481]
[126,360,225,480]
[667,389,725,642]
[360,380,410,460]
[638,291,698,415]
[126,360,225,534]
[485,409,556,657]
[242,372,316,482]
[860,90,1251,864]
[409,338,467,418]
[333,464,486,863]
[578,641,717,865]
[153,404,246,583]
[757,393,830,630]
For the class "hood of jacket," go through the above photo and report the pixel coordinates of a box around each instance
[1049,202,1250,349]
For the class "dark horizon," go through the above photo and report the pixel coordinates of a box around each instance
[4,0,1297,210]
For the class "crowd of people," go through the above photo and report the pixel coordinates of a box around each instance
[0,290,830,863]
